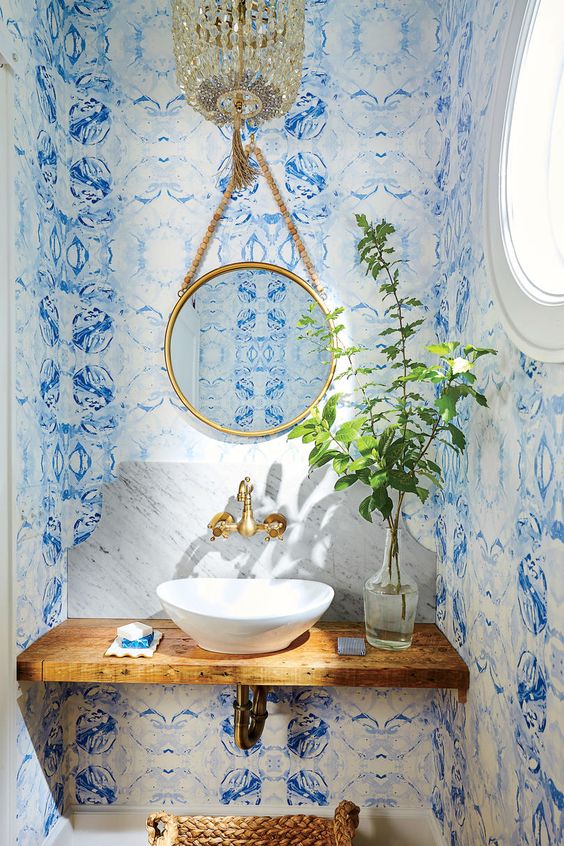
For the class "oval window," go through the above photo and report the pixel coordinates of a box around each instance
[486,0,564,359]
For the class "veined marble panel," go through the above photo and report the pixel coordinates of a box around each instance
[68,461,436,622]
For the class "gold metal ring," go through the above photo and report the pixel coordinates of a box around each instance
[164,261,336,438]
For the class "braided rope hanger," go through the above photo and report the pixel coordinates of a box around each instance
[178,141,325,298]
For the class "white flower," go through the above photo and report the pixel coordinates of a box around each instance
[451,357,473,374]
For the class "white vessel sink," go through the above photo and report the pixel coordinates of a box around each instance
[156,577,334,654]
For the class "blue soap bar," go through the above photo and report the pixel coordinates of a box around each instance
[120,632,154,649]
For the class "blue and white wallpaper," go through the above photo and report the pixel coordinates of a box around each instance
[5,0,562,844]
[431,1,564,844]
[4,0,69,842]
[64,684,436,810]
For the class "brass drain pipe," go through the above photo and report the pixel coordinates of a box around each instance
[233,684,269,749]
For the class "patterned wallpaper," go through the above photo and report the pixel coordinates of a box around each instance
[56,0,445,823]
[7,0,562,844]
[5,0,69,842]
[9,0,446,841]
[65,685,437,810]
[432,1,564,844]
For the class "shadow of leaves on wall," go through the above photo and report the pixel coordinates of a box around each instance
[67,460,436,622]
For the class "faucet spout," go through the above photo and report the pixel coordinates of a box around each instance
[237,477,252,502]
[236,477,258,537]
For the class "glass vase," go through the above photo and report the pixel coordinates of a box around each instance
[364,528,419,650]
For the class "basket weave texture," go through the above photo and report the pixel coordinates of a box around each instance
[147,800,360,846]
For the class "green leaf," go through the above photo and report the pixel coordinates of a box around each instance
[302,431,317,443]
[333,454,350,474]
[314,430,331,444]
[334,419,365,445]
[404,364,446,384]
[348,455,375,473]
[403,318,425,332]
[384,439,406,466]
[427,341,459,356]
[322,393,340,427]
[383,345,401,360]
[416,486,430,503]
[447,423,466,451]
[435,387,464,422]
[369,471,388,489]
[312,450,343,468]
[419,469,442,487]
[328,306,345,319]
[309,442,328,465]
[435,394,457,422]
[335,474,358,491]
[388,470,418,493]
[416,406,438,424]
[356,435,379,456]
[370,485,394,520]
[358,495,374,522]
[425,459,443,474]
[378,426,396,455]
[287,422,314,440]
[463,345,497,360]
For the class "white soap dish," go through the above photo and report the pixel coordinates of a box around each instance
[105,630,163,658]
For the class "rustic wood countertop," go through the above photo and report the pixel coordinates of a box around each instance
[17,619,469,701]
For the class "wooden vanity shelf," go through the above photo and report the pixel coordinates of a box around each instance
[17,620,469,702]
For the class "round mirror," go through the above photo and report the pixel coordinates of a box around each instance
[165,262,335,437]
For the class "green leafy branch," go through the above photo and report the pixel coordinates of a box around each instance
[290,215,496,592]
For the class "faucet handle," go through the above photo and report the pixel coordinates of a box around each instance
[208,512,236,541]
[263,513,287,541]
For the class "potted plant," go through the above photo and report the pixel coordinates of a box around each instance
[290,216,496,649]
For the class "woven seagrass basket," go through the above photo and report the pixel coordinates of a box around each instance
[147,800,360,846]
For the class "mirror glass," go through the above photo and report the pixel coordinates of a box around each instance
[165,262,334,436]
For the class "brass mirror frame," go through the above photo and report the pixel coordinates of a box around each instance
[164,261,336,438]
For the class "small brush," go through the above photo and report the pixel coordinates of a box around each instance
[337,636,366,657]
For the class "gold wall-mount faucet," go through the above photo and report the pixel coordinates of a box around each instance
[208,477,287,542]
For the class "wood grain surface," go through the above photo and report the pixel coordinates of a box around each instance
[16,619,469,702]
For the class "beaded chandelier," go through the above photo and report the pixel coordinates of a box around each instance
[172,0,305,189]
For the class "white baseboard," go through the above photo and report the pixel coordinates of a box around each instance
[58,805,446,846]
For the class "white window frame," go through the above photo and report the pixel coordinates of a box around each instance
[485,0,564,361]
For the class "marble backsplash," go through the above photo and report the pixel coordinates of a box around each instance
[68,461,436,621]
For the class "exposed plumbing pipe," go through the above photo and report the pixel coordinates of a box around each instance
[233,684,269,749]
